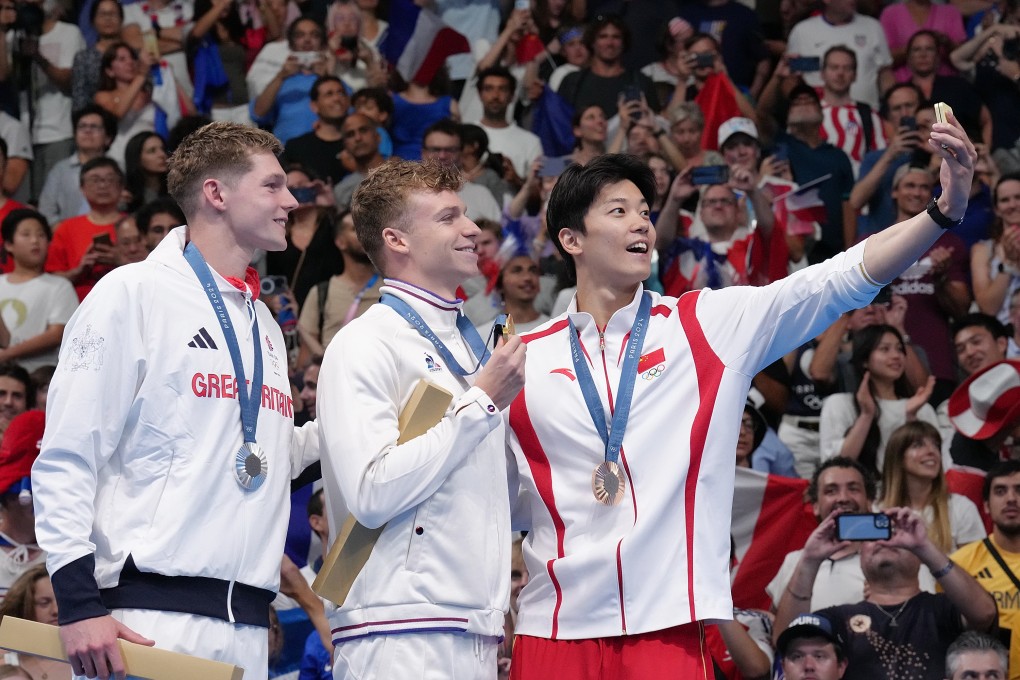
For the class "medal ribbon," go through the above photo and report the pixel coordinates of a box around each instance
[380,293,490,376]
[184,243,263,444]
[567,292,651,465]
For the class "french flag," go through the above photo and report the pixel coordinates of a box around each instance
[380,0,470,86]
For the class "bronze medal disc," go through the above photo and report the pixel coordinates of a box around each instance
[592,460,625,506]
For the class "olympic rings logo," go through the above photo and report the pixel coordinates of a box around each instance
[642,364,666,380]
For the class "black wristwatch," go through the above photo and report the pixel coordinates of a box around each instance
[926,198,963,229]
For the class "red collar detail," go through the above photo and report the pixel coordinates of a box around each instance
[225,267,261,297]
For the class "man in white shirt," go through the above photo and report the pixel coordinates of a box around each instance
[468,66,543,191]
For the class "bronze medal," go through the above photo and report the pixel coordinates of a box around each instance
[592,460,625,506]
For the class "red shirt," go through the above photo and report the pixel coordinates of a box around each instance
[45,214,120,301]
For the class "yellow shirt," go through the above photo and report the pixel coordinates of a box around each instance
[952,536,1020,680]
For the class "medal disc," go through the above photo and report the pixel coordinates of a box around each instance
[503,314,515,340]
[592,461,625,506]
[235,442,268,491]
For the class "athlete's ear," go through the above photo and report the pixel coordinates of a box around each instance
[558,227,583,257]
[381,227,410,256]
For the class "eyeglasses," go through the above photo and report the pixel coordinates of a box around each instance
[702,197,736,207]
[76,123,105,132]
[82,174,121,187]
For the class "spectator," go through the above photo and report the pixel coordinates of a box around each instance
[114,215,148,265]
[785,0,893,108]
[0,210,78,372]
[282,76,350,187]
[297,356,321,424]
[355,0,386,50]
[37,105,115,227]
[556,15,658,119]
[187,0,257,124]
[902,32,988,150]
[28,366,53,412]
[818,45,888,177]
[0,411,47,600]
[350,87,394,158]
[324,0,386,94]
[820,324,938,477]
[0,141,27,247]
[667,102,724,169]
[943,313,1011,448]
[121,0,195,99]
[251,18,336,145]
[25,0,85,202]
[135,196,185,251]
[461,218,505,326]
[879,421,984,567]
[389,67,458,161]
[1011,289,1020,358]
[668,32,759,129]
[738,397,799,478]
[469,66,543,190]
[947,360,1020,470]
[570,105,608,167]
[71,0,124,113]
[123,131,169,213]
[951,463,1020,679]
[419,120,502,223]
[773,507,997,680]
[296,209,381,364]
[45,157,123,301]
[943,632,1009,680]
[493,255,549,334]
[767,458,875,611]
[0,564,64,679]
[886,164,971,405]
[971,173,1020,324]
[776,614,847,680]
[954,144,999,250]
[850,82,925,238]
[639,18,693,109]
[679,0,772,99]
[542,24,589,93]
[332,113,385,211]
[0,110,31,204]
[459,123,511,207]
[0,364,29,440]
[881,0,965,82]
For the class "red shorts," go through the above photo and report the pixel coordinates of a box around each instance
[509,622,709,680]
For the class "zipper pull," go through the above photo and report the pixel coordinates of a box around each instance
[599,331,605,352]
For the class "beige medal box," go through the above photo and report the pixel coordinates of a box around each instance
[313,379,454,606]
[0,617,244,679]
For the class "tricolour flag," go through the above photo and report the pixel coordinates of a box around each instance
[380,0,470,86]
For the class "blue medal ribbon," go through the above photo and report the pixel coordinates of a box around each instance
[567,292,652,465]
[380,293,491,375]
[183,242,264,449]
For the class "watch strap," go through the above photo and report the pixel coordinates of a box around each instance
[926,197,962,229]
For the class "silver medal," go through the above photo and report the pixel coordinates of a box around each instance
[235,441,268,491]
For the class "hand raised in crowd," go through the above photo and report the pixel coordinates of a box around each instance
[877,507,930,553]
[905,375,937,420]
[279,54,302,79]
[927,245,953,277]
[801,510,853,563]
[856,370,877,418]
[887,124,923,157]
[760,154,791,181]
[884,293,908,333]
[729,165,759,194]
[473,335,527,411]
[667,168,697,204]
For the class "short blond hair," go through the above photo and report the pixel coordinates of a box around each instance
[351,158,463,273]
[167,122,282,218]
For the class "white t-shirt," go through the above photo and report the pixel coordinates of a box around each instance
[786,13,892,108]
[33,21,85,144]
[478,123,543,179]
[122,0,195,96]
[766,547,866,611]
[0,112,32,161]
[0,273,78,371]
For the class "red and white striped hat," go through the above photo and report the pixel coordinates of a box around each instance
[948,360,1020,440]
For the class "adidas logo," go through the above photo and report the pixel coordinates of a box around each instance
[977,567,993,579]
[188,327,219,350]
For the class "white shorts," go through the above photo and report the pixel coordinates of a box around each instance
[71,609,269,680]
[333,631,498,680]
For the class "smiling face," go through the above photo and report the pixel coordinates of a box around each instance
[574,106,607,145]
[671,119,702,157]
[814,465,869,519]
[500,255,540,306]
[995,178,1020,227]
[892,168,934,218]
[221,152,298,253]
[954,325,1007,376]
[865,331,907,384]
[563,179,653,293]
[903,435,942,481]
[591,23,624,64]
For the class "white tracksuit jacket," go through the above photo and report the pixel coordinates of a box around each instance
[507,240,882,639]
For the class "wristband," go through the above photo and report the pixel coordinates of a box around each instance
[926,198,963,230]
[930,560,955,579]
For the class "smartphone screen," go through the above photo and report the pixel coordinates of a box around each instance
[92,233,113,247]
[773,142,789,163]
[691,165,730,186]
[538,155,571,178]
[900,116,917,132]
[836,513,892,541]
[788,56,821,73]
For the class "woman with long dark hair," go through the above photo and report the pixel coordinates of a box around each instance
[973,173,1020,324]
[820,324,938,477]
[123,131,168,212]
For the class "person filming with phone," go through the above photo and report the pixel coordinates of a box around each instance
[772,505,996,680]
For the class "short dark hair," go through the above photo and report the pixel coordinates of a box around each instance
[823,44,857,71]
[0,363,33,408]
[951,313,1010,341]
[584,13,629,54]
[476,65,517,94]
[311,75,346,102]
[545,154,656,279]
[73,104,118,140]
[307,488,325,518]
[459,124,490,156]
[423,118,462,144]
[879,82,923,120]
[983,460,1020,501]
[287,17,325,48]
[1,208,51,245]
[135,197,186,234]
[80,157,124,186]
[89,0,123,25]
[352,87,394,118]
[807,457,877,505]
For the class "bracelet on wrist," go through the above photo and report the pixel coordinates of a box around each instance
[930,560,955,579]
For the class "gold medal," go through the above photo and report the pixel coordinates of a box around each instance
[592,461,625,506]
[503,314,515,340]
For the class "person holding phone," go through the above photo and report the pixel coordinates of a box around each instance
[45,158,124,302]
[772,506,995,680]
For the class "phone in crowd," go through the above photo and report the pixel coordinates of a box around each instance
[935,101,954,125]
[340,35,358,52]
[873,285,893,306]
[514,0,531,10]
[92,232,113,248]
[142,29,160,59]
[690,165,730,186]
[538,155,572,178]
[788,56,821,73]
[772,142,789,163]
[836,513,892,541]
[900,116,917,132]
[289,186,318,205]
[622,84,643,121]
[693,52,715,68]
[292,51,319,67]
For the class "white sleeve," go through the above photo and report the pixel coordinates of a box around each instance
[949,494,987,549]
[317,326,502,528]
[764,551,799,608]
[290,419,320,477]
[32,272,148,575]
[819,394,856,461]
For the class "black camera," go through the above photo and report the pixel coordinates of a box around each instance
[1003,36,1020,62]
[260,275,288,297]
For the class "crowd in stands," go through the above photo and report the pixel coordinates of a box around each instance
[0,0,1018,677]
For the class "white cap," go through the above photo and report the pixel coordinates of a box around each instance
[718,117,759,148]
